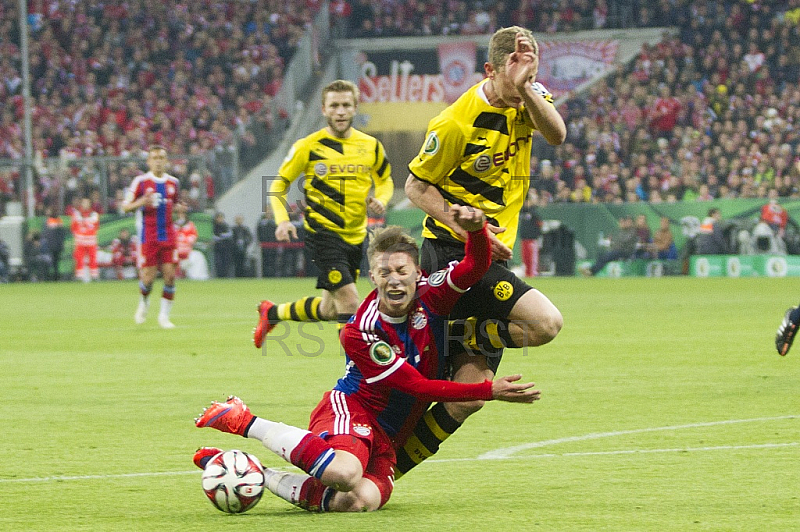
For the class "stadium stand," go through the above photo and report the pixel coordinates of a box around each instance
[0,0,316,215]
[3,0,800,220]
[538,0,800,204]
[340,0,682,38]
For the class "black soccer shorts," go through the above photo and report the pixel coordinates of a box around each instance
[305,230,363,291]
[420,237,532,319]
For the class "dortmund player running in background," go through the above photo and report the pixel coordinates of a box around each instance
[254,80,393,348]
[400,27,566,477]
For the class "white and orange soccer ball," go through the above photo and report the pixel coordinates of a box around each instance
[201,450,265,513]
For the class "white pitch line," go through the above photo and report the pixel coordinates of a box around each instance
[0,470,198,483]
[429,442,799,463]
[479,414,798,460]
[2,416,797,484]
[558,442,799,457]
[3,442,797,484]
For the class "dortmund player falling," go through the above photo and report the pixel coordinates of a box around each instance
[399,26,566,478]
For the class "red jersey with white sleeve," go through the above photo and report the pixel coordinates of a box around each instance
[70,209,99,247]
[175,219,198,260]
[125,171,180,245]
[335,226,491,446]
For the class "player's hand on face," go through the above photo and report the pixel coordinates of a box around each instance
[451,204,486,232]
[275,220,298,242]
[367,197,386,216]
[507,32,539,91]
[491,374,541,403]
[485,226,512,261]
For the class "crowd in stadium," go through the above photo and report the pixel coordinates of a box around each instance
[2,0,800,219]
[539,0,800,204]
[339,0,679,37]
[0,0,313,215]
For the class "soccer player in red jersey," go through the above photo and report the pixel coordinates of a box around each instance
[174,202,198,278]
[195,205,541,512]
[70,197,100,282]
[122,146,181,328]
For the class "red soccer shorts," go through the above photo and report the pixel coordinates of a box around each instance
[138,241,178,268]
[308,390,396,508]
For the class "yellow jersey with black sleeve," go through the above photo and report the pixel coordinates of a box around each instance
[269,128,393,246]
[408,79,541,251]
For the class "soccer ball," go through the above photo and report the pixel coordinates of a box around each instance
[201,449,265,513]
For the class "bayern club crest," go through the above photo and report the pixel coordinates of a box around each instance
[411,310,427,329]
[442,59,468,86]
[352,423,372,437]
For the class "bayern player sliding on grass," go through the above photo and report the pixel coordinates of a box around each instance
[195,205,541,512]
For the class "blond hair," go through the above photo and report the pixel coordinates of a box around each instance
[367,226,419,270]
[322,79,360,106]
[488,26,537,70]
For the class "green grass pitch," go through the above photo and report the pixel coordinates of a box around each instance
[1,276,798,531]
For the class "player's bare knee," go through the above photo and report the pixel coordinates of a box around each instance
[318,306,338,321]
[537,308,563,344]
[516,309,562,346]
[445,399,484,423]
[332,491,378,512]
[345,494,379,512]
[328,478,382,512]
[325,462,362,492]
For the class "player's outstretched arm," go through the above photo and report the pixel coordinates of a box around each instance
[405,175,464,236]
[445,204,492,292]
[491,375,541,403]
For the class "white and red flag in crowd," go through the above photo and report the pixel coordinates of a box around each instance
[438,41,477,104]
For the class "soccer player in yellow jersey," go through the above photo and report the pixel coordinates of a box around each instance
[398,27,566,477]
[254,80,394,348]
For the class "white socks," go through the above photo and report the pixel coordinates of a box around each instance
[263,468,312,506]
[159,297,173,319]
[246,417,310,462]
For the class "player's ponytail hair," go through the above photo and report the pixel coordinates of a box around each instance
[488,26,537,70]
[367,226,419,270]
